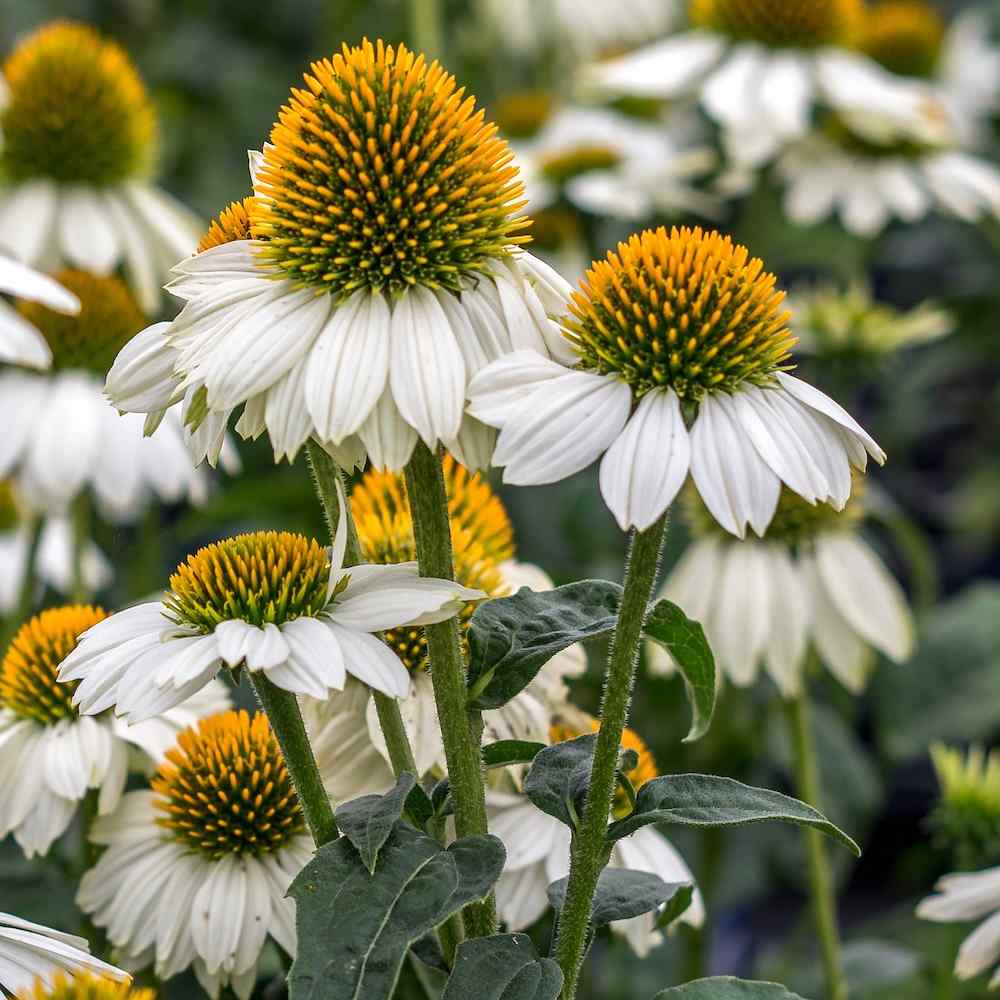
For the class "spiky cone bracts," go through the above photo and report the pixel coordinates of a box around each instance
[583,0,949,170]
[0,22,200,311]
[469,225,884,536]
[488,714,704,954]
[350,457,586,776]
[59,518,485,721]
[0,254,79,370]
[77,710,314,1000]
[0,914,130,997]
[105,39,576,472]
[650,482,913,696]
[17,972,154,1000]
[0,605,230,859]
[0,270,237,519]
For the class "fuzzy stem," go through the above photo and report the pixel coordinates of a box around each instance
[403,441,495,938]
[250,673,339,845]
[786,691,848,1000]
[554,514,667,999]
[306,441,420,778]
[409,0,444,60]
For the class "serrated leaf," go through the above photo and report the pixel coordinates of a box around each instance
[642,599,716,742]
[467,582,621,709]
[335,773,416,873]
[547,869,689,928]
[482,740,546,769]
[523,734,596,829]
[288,825,505,1000]
[655,883,695,930]
[607,775,860,857]
[442,934,562,1000]
[653,978,811,999]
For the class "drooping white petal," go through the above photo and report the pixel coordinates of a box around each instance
[357,385,418,472]
[58,188,120,275]
[466,350,570,427]
[0,254,79,313]
[599,388,691,531]
[273,617,347,696]
[106,322,181,413]
[712,542,771,686]
[322,622,410,699]
[761,546,810,698]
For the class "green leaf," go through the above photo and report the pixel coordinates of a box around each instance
[654,883,695,930]
[411,934,449,973]
[606,775,860,857]
[642,599,716,742]
[482,740,547,769]
[442,934,563,1000]
[653,978,811,999]
[335,773,416,873]
[547,869,690,928]
[467,581,621,709]
[523,734,596,829]
[288,825,505,1000]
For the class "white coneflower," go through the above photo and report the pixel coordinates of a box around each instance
[0,605,229,858]
[651,484,913,695]
[857,1,1000,141]
[0,22,200,312]
[0,913,129,996]
[0,270,238,518]
[79,710,316,998]
[59,515,484,721]
[105,40,575,471]
[0,484,110,611]
[0,253,78,369]
[468,226,883,537]
[489,717,704,954]
[350,457,585,775]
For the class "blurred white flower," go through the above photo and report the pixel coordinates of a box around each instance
[0,254,78,369]
[918,867,1000,989]
[776,133,1000,236]
[0,912,129,996]
[468,227,882,536]
[0,605,230,858]
[0,23,200,312]
[584,1,950,167]
[79,710,314,1000]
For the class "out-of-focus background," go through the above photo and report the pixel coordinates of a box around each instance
[1,1,998,997]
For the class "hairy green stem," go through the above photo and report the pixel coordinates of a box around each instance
[404,441,495,938]
[554,514,667,999]
[250,673,339,846]
[408,0,444,60]
[306,441,420,779]
[786,691,848,1000]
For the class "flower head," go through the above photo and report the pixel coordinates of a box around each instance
[197,198,255,253]
[929,744,1000,872]
[858,1,945,78]
[689,0,862,48]
[469,225,884,535]
[18,971,153,1000]
[1,22,156,187]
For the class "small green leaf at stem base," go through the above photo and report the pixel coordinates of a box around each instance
[335,773,417,873]
[547,869,691,928]
[482,740,547,769]
[467,582,622,709]
[653,978,812,999]
[288,824,505,1000]
[642,598,717,742]
[442,934,563,1000]
[606,774,861,856]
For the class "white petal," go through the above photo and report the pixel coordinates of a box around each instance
[323,623,410,699]
[466,350,570,427]
[712,542,771,686]
[762,546,810,698]
[241,623,291,672]
[0,255,79,312]
[274,618,347,696]
[357,386,418,472]
[58,188,120,274]
[105,322,180,414]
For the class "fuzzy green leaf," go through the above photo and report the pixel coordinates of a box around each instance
[653,978,812,999]
[482,740,547,769]
[547,869,690,928]
[335,774,416,873]
[442,934,563,1000]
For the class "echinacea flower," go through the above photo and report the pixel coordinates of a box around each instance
[105,40,574,471]
[0,605,229,857]
[0,913,128,996]
[918,868,1000,990]
[0,22,200,312]
[583,0,949,167]
[350,456,585,775]
[0,253,78,369]
[651,483,913,695]
[489,716,704,954]
[17,971,154,1000]
[468,226,884,536]
[0,271,238,518]
[59,512,484,721]
[78,710,315,999]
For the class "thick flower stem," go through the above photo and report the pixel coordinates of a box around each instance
[409,0,444,60]
[404,441,496,939]
[250,673,339,846]
[554,514,667,999]
[786,691,848,1000]
[306,441,419,778]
